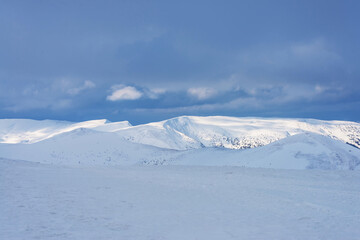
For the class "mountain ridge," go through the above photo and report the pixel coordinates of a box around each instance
[0,116,360,170]
[1,116,360,150]
[113,116,360,150]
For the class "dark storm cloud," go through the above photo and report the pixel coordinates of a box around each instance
[0,0,359,123]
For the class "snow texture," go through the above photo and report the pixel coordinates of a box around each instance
[1,116,360,239]
[1,159,360,240]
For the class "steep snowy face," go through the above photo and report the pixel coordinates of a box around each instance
[169,132,360,170]
[114,119,203,150]
[0,119,131,144]
[115,116,360,150]
[162,116,294,149]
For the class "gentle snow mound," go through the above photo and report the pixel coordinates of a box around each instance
[0,118,131,144]
[0,128,177,166]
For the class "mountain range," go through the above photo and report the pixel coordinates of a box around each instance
[1,116,359,170]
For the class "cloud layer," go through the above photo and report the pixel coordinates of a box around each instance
[0,1,359,124]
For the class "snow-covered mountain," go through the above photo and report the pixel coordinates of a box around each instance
[2,116,359,150]
[1,116,360,170]
[169,132,360,170]
[1,129,359,170]
[115,116,360,150]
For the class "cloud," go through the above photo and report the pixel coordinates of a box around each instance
[4,97,73,112]
[145,88,167,99]
[129,81,357,116]
[230,38,347,89]
[290,39,340,62]
[52,79,96,96]
[107,85,143,101]
[67,80,96,95]
[0,76,103,114]
[187,87,216,100]
[106,85,167,101]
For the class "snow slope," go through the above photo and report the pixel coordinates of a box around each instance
[170,132,360,170]
[115,116,360,150]
[1,159,360,240]
[0,128,359,170]
[0,118,131,144]
[0,128,177,166]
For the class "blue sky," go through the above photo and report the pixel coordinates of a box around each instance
[0,0,359,124]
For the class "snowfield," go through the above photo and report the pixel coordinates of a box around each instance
[1,159,360,240]
[1,116,360,239]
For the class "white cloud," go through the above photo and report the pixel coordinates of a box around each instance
[187,87,216,100]
[107,86,143,101]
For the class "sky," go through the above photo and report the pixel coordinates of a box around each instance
[0,0,359,124]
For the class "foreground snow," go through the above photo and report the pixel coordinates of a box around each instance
[1,159,360,240]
